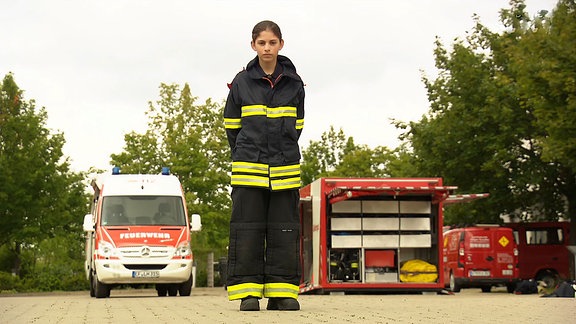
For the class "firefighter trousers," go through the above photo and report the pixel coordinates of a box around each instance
[226,187,301,300]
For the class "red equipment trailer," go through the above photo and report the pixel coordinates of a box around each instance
[299,177,486,294]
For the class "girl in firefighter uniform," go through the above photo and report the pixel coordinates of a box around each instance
[223,20,304,311]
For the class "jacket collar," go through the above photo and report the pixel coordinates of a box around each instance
[246,55,301,81]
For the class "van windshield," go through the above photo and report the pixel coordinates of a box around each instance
[101,196,187,226]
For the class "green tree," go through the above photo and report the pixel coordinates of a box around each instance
[0,73,88,284]
[509,0,576,242]
[110,83,231,276]
[402,0,575,228]
[334,145,405,178]
[505,0,576,174]
[301,126,404,183]
[108,130,163,173]
[301,126,350,185]
[504,0,576,238]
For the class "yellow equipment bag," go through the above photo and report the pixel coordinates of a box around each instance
[399,259,438,283]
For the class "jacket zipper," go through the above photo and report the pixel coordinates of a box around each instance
[262,74,283,88]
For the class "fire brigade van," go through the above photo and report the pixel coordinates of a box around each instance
[83,167,202,298]
[442,225,519,293]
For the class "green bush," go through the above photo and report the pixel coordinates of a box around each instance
[0,271,20,293]
[61,272,89,291]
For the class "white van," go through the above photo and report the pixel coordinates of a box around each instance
[83,167,202,298]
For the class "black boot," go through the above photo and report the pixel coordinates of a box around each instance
[266,298,300,311]
[240,297,260,311]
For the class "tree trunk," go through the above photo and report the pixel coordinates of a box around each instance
[11,242,21,276]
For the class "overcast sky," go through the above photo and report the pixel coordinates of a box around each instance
[1,0,558,172]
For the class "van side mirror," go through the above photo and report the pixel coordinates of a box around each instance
[190,213,202,232]
[83,214,95,232]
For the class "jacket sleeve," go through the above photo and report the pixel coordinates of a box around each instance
[296,83,305,139]
[224,81,241,150]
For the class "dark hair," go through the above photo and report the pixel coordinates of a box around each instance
[252,20,282,42]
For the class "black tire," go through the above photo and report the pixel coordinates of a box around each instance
[506,283,516,293]
[449,273,461,292]
[93,274,110,298]
[179,274,193,296]
[89,273,95,297]
[168,286,178,296]
[481,286,491,293]
[156,284,168,297]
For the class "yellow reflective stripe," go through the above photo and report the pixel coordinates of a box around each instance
[232,161,269,175]
[241,105,298,118]
[231,175,269,188]
[242,105,267,117]
[233,161,268,169]
[295,118,304,130]
[264,282,299,299]
[270,164,300,178]
[271,177,301,191]
[267,106,297,118]
[227,283,264,301]
[224,118,241,129]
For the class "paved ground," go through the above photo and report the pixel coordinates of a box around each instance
[1,287,574,323]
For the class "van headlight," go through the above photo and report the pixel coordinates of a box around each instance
[174,242,191,257]
[98,241,116,258]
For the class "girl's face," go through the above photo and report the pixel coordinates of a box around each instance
[251,29,284,64]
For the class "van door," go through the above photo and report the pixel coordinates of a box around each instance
[490,228,516,279]
[464,228,493,279]
[464,227,516,279]
[443,230,461,282]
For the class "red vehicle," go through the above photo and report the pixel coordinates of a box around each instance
[442,225,519,293]
[504,222,572,287]
[298,177,486,294]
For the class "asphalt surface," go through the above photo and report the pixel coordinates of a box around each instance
[1,287,574,323]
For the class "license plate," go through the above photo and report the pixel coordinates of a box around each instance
[502,270,513,276]
[132,270,160,278]
[469,270,490,277]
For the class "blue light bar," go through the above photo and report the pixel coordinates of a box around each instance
[161,167,170,175]
[112,167,121,175]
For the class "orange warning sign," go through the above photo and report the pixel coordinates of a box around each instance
[498,236,509,247]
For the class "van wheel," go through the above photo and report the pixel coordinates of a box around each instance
[179,274,193,296]
[168,285,178,296]
[156,284,168,297]
[89,273,95,297]
[93,274,110,298]
[481,286,491,293]
[449,273,461,292]
[506,283,516,293]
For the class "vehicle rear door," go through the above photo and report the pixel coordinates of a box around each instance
[490,228,516,279]
[464,228,494,278]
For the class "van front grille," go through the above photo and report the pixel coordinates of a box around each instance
[119,246,172,258]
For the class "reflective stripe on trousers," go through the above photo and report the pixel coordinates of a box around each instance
[227,282,299,300]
